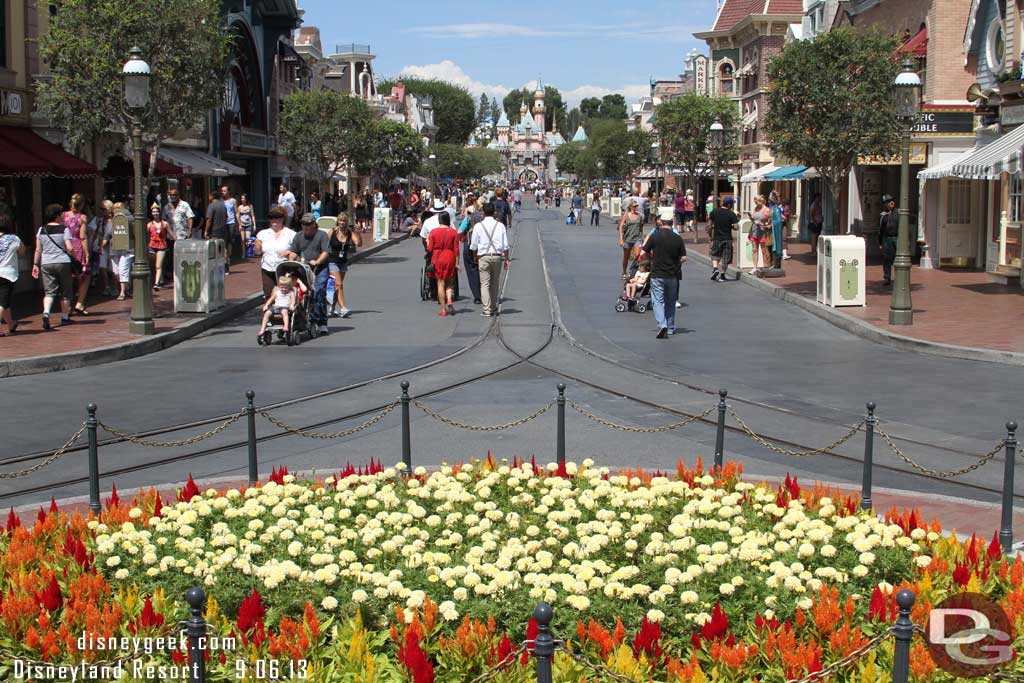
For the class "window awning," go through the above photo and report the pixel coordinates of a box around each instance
[740,163,780,183]
[102,153,184,179]
[0,126,98,178]
[901,27,927,58]
[157,147,247,176]
[764,165,809,180]
[920,125,1024,180]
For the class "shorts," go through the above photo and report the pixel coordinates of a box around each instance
[0,276,13,308]
[111,253,134,283]
[710,239,734,265]
[210,229,230,243]
[808,222,823,236]
[41,262,73,297]
[148,247,166,255]
[622,241,637,249]
[683,211,694,221]
[271,306,289,317]
[328,262,348,274]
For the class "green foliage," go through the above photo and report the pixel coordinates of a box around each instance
[279,90,373,189]
[579,94,628,124]
[464,148,505,179]
[37,0,232,170]
[379,77,476,145]
[652,93,739,193]
[765,28,901,227]
[477,93,491,125]
[357,120,425,187]
[558,121,652,180]
[422,144,503,180]
[502,85,565,131]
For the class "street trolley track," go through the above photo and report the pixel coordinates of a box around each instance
[0,216,556,503]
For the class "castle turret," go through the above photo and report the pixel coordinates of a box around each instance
[533,76,545,133]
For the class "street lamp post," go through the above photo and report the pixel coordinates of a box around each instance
[627,149,636,186]
[889,58,921,326]
[708,117,725,247]
[596,160,604,193]
[651,141,661,196]
[428,153,437,195]
[122,47,154,336]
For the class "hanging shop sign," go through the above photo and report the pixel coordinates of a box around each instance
[911,109,975,137]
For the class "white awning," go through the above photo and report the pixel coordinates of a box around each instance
[157,147,246,176]
[931,125,1024,180]
[740,163,780,183]
[734,62,756,78]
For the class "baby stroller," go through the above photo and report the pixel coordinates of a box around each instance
[258,260,319,347]
[615,269,651,314]
[566,208,577,225]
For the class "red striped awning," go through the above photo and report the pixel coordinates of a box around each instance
[901,27,927,58]
[102,153,184,179]
[0,126,99,178]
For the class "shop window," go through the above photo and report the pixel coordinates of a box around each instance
[947,179,972,223]
[1009,174,1023,222]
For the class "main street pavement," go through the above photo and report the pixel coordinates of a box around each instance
[1,205,1021,531]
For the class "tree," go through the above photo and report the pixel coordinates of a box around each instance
[764,28,901,232]
[566,108,585,136]
[477,93,491,125]
[503,88,530,123]
[379,77,476,144]
[357,120,425,189]
[556,142,588,178]
[580,97,602,120]
[653,93,739,200]
[599,94,628,120]
[37,0,232,180]
[463,148,504,179]
[279,90,372,195]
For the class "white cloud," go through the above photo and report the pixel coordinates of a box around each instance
[395,60,512,99]
[395,60,650,109]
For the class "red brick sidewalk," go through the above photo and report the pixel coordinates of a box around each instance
[0,230,388,362]
[688,238,1024,354]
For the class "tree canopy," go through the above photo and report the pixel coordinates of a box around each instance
[764,28,901,229]
[279,89,373,190]
[579,94,628,123]
[422,144,503,180]
[37,0,232,177]
[556,120,652,181]
[379,77,476,145]
[502,86,567,132]
[652,93,739,195]
[356,120,425,188]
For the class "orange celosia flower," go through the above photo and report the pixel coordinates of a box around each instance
[812,585,842,635]
[710,638,758,669]
[612,616,626,646]
[910,638,936,679]
[828,622,869,657]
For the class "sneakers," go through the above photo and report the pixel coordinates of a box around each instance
[675,301,682,308]
[711,271,720,281]
[339,307,351,318]
[656,327,668,339]
[330,305,341,318]
[318,324,330,334]
[718,271,729,282]
[41,314,51,331]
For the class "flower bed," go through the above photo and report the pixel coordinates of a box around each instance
[2,457,1022,682]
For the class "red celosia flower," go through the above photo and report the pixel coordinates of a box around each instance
[522,618,538,664]
[49,497,58,514]
[988,533,1003,560]
[632,617,663,664]
[952,563,971,587]
[35,575,62,612]
[129,596,165,633]
[397,628,434,683]
[7,507,21,532]
[178,475,200,503]
[106,484,121,509]
[237,589,266,634]
[496,633,512,665]
[868,587,889,621]
[152,493,163,519]
[701,603,730,641]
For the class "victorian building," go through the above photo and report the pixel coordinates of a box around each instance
[489,80,565,183]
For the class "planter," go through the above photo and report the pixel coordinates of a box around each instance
[998,80,1023,99]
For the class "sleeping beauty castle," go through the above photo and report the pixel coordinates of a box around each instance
[482,78,570,184]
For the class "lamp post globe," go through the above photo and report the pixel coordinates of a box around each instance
[708,116,725,212]
[121,47,154,335]
[889,58,921,326]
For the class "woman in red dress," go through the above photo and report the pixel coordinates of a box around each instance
[426,212,459,316]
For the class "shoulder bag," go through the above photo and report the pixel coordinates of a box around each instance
[42,225,81,273]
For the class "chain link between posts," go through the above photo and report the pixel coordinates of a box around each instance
[785,626,896,683]
[0,424,86,479]
[465,641,532,683]
[259,403,397,439]
[876,426,1005,478]
[99,414,243,447]
[570,401,715,433]
[729,409,864,457]
[414,400,554,431]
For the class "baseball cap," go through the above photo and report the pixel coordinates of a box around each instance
[882,194,895,204]
[722,196,736,206]
[300,213,316,225]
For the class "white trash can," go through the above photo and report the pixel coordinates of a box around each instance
[817,235,865,307]
[174,239,226,313]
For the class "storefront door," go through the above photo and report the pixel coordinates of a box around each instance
[938,178,979,267]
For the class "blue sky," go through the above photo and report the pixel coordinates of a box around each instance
[300,0,717,107]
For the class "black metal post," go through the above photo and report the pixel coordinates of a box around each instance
[1000,421,1017,552]
[533,603,554,683]
[246,390,258,486]
[401,381,411,469]
[891,589,916,683]
[185,586,207,683]
[86,404,100,515]
[556,384,566,466]
[861,401,876,511]
[714,389,728,471]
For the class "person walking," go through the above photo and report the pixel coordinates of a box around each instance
[642,216,687,339]
[590,193,601,226]
[277,183,297,227]
[709,196,739,281]
[204,188,230,272]
[879,194,898,286]
[164,187,195,242]
[64,194,91,316]
[221,185,237,267]
[328,214,361,318]
[254,206,296,298]
[748,195,771,274]
[428,211,459,316]
[493,188,513,229]
[237,193,254,251]
[310,191,322,220]
[0,214,24,335]
[286,213,331,334]
[618,200,643,281]
[459,194,483,304]
[147,203,171,289]
[470,202,510,317]
[90,201,115,296]
[32,203,75,330]
[808,193,824,256]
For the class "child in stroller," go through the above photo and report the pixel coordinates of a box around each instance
[566,207,577,225]
[616,253,651,313]
[259,274,297,337]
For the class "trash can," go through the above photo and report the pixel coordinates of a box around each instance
[174,239,226,313]
[734,218,757,271]
[817,235,865,307]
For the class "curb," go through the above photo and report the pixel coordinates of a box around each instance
[687,249,1024,367]
[0,234,409,378]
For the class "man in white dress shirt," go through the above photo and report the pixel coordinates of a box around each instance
[469,202,510,317]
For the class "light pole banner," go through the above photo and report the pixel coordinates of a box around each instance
[373,208,391,243]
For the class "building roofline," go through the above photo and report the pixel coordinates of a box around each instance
[695,12,803,39]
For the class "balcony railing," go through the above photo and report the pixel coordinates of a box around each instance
[335,43,371,55]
